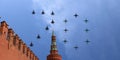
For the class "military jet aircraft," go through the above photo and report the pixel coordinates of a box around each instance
[30,42,33,47]
[37,34,40,39]
[41,10,45,14]
[85,39,90,44]
[74,46,79,50]
[32,10,35,14]
[63,39,68,44]
[84,19,88,23]
[64,19,68,23]
[74,13,79,18]
[51,20,55,24]
[51,11,55,15]
[45,26,49,30]
[85,29,90,32]
[64,28,68,32]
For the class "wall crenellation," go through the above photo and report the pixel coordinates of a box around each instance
[0,21,39,60]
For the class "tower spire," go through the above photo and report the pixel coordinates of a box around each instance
[52,30,54,36]
[47,31,62,60]
[51,31,58,53]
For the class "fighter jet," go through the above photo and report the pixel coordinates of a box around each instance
[74,46,79,50]
[84,19,88,23]
[51,11,55,15]
[64,19,68,23]
[85,29,90,33]
[30,42,33,47]
[41,10,45,15]
[45,26,49,30]
[32,10,35,14]
[63,39,68,44]
[37,34,40,39]
[85,39,90,44]
[51,20,55,24]
[74,13,79,18]
[64,28,68,32]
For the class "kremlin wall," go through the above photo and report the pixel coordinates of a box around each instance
[0,21,39,60]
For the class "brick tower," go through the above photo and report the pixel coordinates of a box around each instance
[47,31,62,60]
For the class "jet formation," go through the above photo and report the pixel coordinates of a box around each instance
[31,10,91,50]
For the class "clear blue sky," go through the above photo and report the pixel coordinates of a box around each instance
[0,0,120,60]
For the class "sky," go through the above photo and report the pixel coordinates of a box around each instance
[0,0,120,60]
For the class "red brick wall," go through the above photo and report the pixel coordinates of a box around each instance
[0,21,39,60]
[0,39,29,60]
